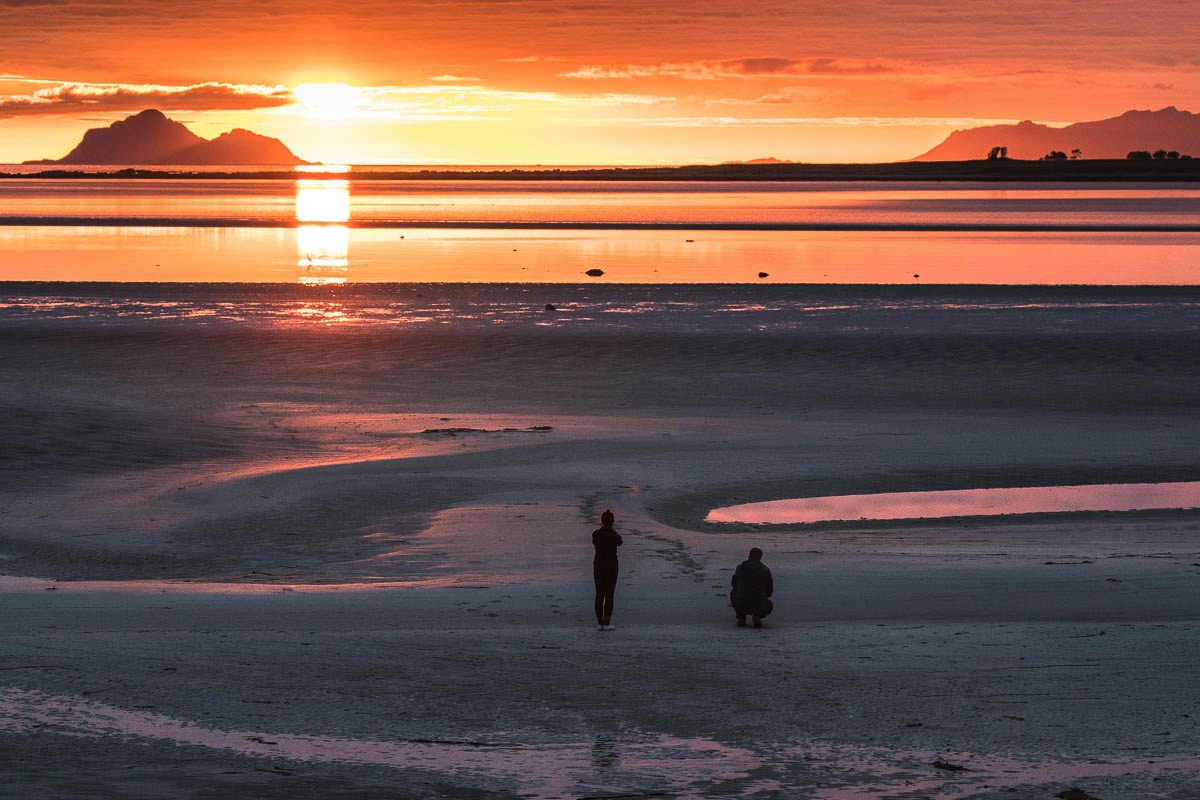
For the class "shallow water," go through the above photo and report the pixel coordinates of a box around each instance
[3,225,1199,284]
[4,179,1200,228]
[707,481,1200,524]
[2,179,1199,284]
[2,687,1195,798]
[3,282,1199,333]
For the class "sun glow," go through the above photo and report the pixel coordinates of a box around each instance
[295,178,350,285]
[295,179,350,223]
[294,82,362,121]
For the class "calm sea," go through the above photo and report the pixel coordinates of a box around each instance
[1,174,1198,326]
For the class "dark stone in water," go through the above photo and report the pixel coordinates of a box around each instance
[544,303,557,311]
[1055,789,1101,800]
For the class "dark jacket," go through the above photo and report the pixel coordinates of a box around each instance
[592,526,623,565]
[730,558,773,611]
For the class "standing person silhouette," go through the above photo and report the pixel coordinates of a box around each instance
[592,509,623,631]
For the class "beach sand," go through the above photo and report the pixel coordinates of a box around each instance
[2,296,1199,799]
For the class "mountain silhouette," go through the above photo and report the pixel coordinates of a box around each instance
[914,107,1200,161]
[26,109,307,166]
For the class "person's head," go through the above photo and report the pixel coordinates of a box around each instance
[748,547,763,561]
[600,509,615,528]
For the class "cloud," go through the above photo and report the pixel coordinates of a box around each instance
[803,58,894,76]
[705,93,806,106]
[561,57,894,80]
[724,58,800,75]
[643,115,1019,128]
[503,55,565,63]
[595,93,677,106]
[428,74,483,83]
[562,64,688,80]
[718,57,895,76]
[0,80,293,118]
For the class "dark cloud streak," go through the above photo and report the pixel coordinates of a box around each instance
[722,57,895,76]
[0,82,293,118]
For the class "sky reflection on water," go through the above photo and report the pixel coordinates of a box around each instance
[707,482,1200,524]
[1,180,1199,284]
[1,687,1196,798]
[3,226,1198,284]
[3,180,1200,228]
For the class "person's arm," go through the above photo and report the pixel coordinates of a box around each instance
[765,569,773,598]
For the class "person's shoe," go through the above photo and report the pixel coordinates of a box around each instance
[603,624,616,631]
[736,618,746,627]
[597,624,606,631]
[753,617,763,629]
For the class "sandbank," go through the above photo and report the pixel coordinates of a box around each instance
[2,289,1198,798]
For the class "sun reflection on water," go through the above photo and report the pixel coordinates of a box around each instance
[296,177,351,285]
[289,303,351,323]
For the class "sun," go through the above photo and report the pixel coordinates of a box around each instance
[294,82,361,121]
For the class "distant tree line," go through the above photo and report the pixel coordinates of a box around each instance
[989,146,1193,161]
[1127,149,1192,160]
[1035,149,1083,161]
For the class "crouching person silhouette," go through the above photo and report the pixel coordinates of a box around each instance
[730,547,773,628]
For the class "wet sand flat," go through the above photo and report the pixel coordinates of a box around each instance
[2,288,1199,798]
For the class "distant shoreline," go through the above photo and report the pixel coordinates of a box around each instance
[3,159,1200,181]
[3,217,1199,233]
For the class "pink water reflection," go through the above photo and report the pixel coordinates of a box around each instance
[1,688,1195,798]
[2,227,1199,284]
[707,481,1200,524]
[0,688,755,798]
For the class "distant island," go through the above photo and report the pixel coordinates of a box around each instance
[23,109,308,166]
[7,106,1200,180]
[914,107,1200,161]
[9,160,1199,183]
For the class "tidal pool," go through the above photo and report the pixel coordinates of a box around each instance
[706,481,1200,524]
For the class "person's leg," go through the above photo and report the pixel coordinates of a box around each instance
[752,599,773,628]
[602,570,617,625]
[594,570,607,626]
[595,566,618,627]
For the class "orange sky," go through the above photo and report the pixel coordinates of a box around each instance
[1,0,1197,164]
